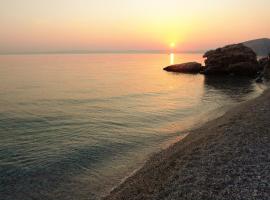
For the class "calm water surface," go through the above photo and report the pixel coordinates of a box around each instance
[0,53,264,200]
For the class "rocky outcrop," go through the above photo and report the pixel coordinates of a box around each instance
[256,57,270,82]
[163,62,202,73]
[263,59,270,80]
[227,62,261,76]
[203,44,260,76]
[259,57,269,69]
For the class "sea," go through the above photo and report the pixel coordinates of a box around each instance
[0,53,264,200]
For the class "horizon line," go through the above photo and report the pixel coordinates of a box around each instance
[0,49,206,55]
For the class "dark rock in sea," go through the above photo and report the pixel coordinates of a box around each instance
[164,62,202,73]
[263,59,270,80]
[255,57,270,82]
[258,57,269,68]
[203,44,260,76]
[228,62,260,76]
[255,73,264,83]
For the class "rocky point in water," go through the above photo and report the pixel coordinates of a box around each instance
[262,59,270,80]
[203,43,261,76]
[259,57,270,69]
[163,62,202,73]
[255,57,270,82]
[164,43,263,77]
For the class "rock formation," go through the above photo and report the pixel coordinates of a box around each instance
[203,44,260,76]
[262,59,270,80]
[258,57,269,69]
[163,62,202,73]
[255,57,270,82]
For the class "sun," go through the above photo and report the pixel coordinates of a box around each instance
[170,42,176,48]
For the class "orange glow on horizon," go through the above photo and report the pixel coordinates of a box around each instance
[0,0,270,53]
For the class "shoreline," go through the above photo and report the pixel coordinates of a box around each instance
[104,89,270,200]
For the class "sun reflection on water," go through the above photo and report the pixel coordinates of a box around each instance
[170,53,175,65]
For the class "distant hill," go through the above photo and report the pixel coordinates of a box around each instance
[243,38,270,56]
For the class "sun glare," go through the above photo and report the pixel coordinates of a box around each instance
[170,43,175,48]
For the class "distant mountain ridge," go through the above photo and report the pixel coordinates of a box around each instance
[243,38,270,56]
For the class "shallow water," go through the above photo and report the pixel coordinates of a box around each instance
[0,53,264,200]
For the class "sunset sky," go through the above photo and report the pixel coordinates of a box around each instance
[1,0,270,53]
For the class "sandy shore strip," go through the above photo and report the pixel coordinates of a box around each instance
[104,89,270,200]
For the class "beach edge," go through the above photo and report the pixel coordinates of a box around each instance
[104,88,270,200]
